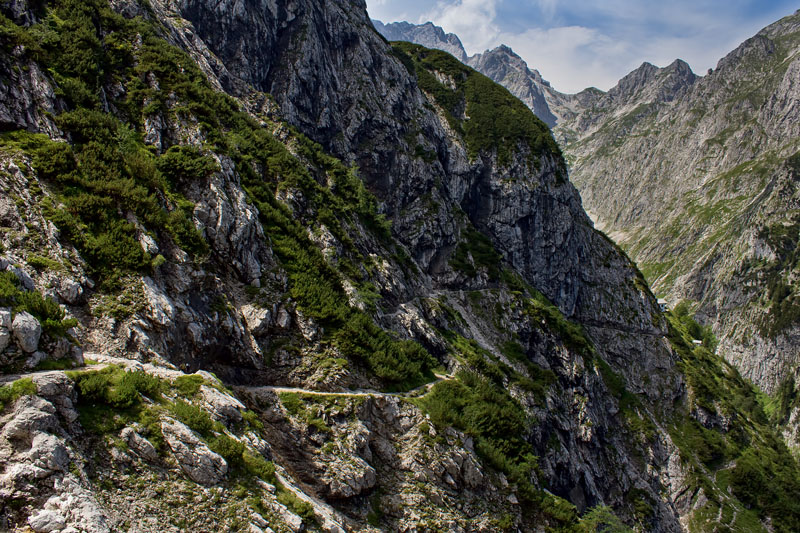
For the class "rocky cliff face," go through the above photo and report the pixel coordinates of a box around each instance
[0,1,799,532]
[554,11,800,403]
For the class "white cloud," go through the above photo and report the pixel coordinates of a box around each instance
[422,0,501,53]
[500,26,633,93]
[367,0,799,93]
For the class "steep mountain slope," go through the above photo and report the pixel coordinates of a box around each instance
[372,20,583,128]
[0,1,799,532]
[555,11,800,402]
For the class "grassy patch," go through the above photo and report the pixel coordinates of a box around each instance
[278,392,331,434]
[0,378,37,411]
[392,42,563,169]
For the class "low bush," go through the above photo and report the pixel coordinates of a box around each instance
[173,375,205,398]
[277,489,316,525]
[170,399,215,436]
[73,367,163,409]
[0,378,37,411]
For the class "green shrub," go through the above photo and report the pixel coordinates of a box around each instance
[242,410,264,432]
[0,272,76,337]
[156,145,219,186]
[170,399,214,437]
[27,254,61,271]
[73,367,162,409]
[524,290,594,357]
[277,489,316,525]
[278,393,330,434]
[173,375,205,398]
[279,392,303,417]
[209,434,246,468]
[242,451,275,482]
[420,371,539,500]
[334,312,435,386]
[0,378,37,411]
[579,506,633,532]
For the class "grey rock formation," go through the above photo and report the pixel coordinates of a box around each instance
[0,395,57,443]
[0,307,10,352]
[31,372,79,424]
[199,384,245,425]
[373,20,468,62]
[56,279,82,305]
[0,0,795,531]
[12,311,41,353]
[120,427,159,463]
[161,418,228,485]
[27,509,66,533]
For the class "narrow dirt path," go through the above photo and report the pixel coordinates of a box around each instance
[240,372,453,400]
[0,363,109,385]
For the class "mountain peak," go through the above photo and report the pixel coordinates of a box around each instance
[372,19,467,61]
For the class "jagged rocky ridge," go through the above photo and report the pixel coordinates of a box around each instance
[551,12,800,408]
[372,19,587,129]
[0,0,798,532]
[372,20,468,63]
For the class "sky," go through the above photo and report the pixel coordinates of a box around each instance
[366,0,798,93]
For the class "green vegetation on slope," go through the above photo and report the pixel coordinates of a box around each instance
[0,271,77,337]
[392,42,563,169]
[0,378,37,412]
[0,0,435,388]
[69,365,317,525]
[754,211,800,338]
[666,309,800,532]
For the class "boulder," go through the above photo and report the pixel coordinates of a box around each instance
[25,350,47,369]
[12,311,41,353]
[161,418,227,485]
[121,427,159,463]
[200,384,245,425]
[56,279,83,305]
[0,328,9,352]
[1,395,57,442]
[9,266,35,291]
[47,475,111,532]
[0,306,10,355]
[28,509,66,533]
[32,372,78,424]
[323,456,377,498]
[28,433,69,472]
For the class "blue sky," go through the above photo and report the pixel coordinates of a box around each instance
[366,0,798,93]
